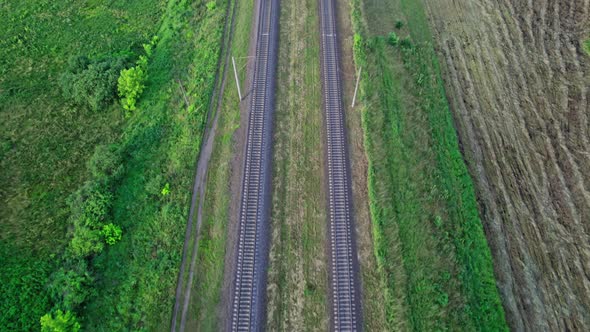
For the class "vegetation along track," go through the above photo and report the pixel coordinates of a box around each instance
[319,0,363,329]
[230,0,279,329]
[424,0,590,329]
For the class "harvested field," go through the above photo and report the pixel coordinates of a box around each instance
[423,0,590,330]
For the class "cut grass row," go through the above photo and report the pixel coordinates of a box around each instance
[350,0,508,330]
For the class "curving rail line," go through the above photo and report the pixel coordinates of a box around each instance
[319,0,362,330]
[229,0,278,329]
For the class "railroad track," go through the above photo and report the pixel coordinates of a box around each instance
[319,0,362,330]
[230,0,278,329]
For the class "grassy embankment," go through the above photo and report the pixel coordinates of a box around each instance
[265,0,329,329]
[0,0,227,330]
[183,0,254,329]
[349,0,508,330]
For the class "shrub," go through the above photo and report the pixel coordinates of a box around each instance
[400,37,413,49]
[69,226,104,257]
[118,57,148,111]
[67,182,112,228]
[388,32,400,46]
[395,20,404,29]
[40,310,80,332]
[48,260,93,311]
[59,55,128,111]
[583,39,590,56]
[353,33,363,55]
[101,223,122,245]
[87,144,123,180]
[161,182,170,196]
[206,1,216,11]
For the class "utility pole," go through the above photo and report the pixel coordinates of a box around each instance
[351,66,362,108]
[232,56,242,101]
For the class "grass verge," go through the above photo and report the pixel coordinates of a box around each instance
[349,0,508,330]
[183,0,254,329]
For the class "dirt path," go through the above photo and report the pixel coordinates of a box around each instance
[424,0,590,329]
[170,0,238,329]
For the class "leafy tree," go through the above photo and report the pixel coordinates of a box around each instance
[118,55,148,111]
[101,223,122,245]
[40,310,80,332]
[59,55,129,111]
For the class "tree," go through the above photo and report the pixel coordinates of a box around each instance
[40,310,80,332]
[59,55,128,111]
[118,56,148,111]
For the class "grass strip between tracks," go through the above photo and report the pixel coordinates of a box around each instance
[349,0,508,330]
[264,0,330,328]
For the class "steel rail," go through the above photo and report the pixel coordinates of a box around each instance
[229,0,278,329]
[318,0,362,330]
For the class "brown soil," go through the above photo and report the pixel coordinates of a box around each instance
[424,0,590,330]
[335,0,388,330]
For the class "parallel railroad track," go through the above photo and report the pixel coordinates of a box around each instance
[230,0,278,329]
[318,0,362,330]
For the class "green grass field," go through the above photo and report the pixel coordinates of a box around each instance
[0,0,227,330]
[350,0,508,330]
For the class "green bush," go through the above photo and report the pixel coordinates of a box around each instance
[395,20,404,29]
[70,226,104,257]
[68,182,112,229]
[48,260,93,311]
[59,55,128,111]
[353,33,363,56]
[40,310,80,332]
[400,37,412,49]
[101,223,122,245]
[583,39,590,56]
[161,182,170,196]
[118,58,148,111]
[206,1,217,11]
[388,32,400,46]
[87,144,123,180]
